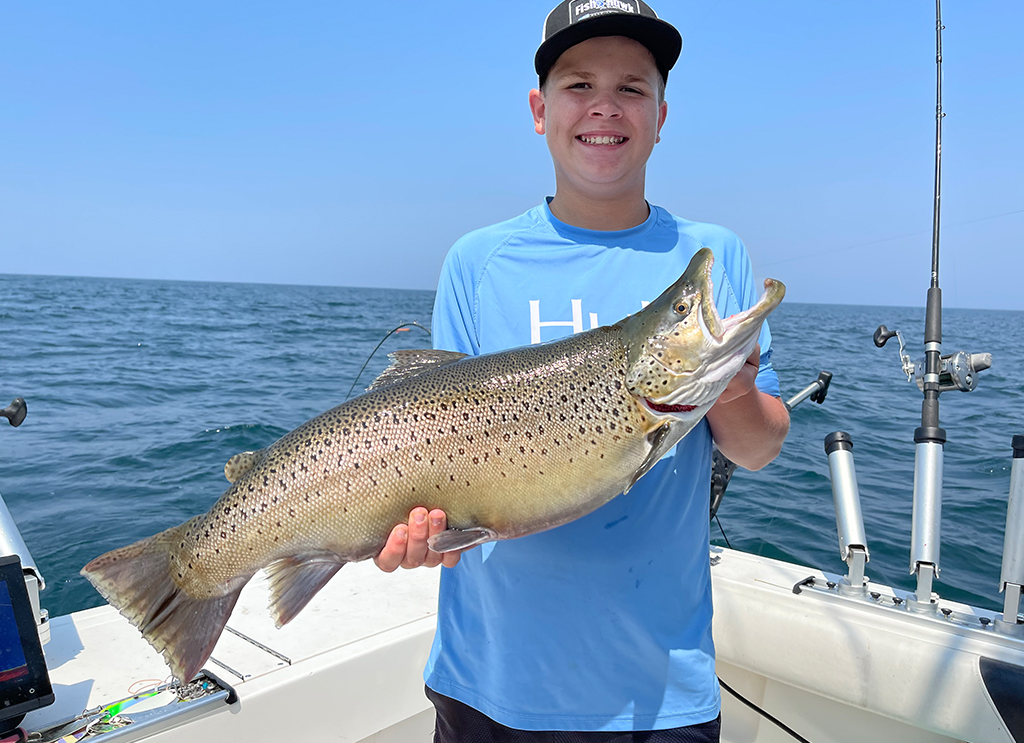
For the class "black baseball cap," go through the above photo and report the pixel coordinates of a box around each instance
[535,0,682,85]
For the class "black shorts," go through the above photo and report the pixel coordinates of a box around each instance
[426,686,721,743]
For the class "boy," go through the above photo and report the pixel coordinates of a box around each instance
[376,2,789,740]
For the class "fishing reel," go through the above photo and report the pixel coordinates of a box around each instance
[874,325,991,392]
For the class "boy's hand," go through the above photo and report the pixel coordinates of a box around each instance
[374,508,463,571]
[715,344,760,405]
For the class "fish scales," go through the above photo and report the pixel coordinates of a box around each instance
[81,247,786,683]
[176,327,650,600]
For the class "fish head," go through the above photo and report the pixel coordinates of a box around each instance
[619,247,785,426]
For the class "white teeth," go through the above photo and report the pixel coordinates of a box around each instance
[579,135,625,145]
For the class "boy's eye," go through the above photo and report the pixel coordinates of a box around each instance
[621,86,644,95]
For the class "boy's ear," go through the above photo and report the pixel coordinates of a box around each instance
[529,88,546,135]
[655,99,667,144]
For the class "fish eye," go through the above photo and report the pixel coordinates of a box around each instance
[674,301,690,315]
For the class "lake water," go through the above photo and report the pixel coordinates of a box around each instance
[1,273,1022,617]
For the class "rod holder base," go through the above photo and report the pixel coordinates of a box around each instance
[907,564,939,613]
[994,616,1024,638]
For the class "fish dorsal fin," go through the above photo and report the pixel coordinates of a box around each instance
[224,449,266,483]
[265,553,347,628]
[367,349,469,391]
[624,422,684,494]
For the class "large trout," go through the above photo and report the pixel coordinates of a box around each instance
[82,248,784,682]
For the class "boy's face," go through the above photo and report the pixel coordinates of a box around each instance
[530,36,668,202]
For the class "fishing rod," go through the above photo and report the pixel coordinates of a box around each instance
[873,0,991,612]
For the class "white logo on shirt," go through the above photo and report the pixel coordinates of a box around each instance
[529,299,651,344]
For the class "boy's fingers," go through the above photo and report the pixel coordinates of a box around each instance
[374,524,408,573]
[401,508,431,569]
[421,509,448,568]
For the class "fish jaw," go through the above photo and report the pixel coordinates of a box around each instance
[619,248,785,423]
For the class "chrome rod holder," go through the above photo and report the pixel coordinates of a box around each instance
[996,435,1024,636]
[909,439,943,612]
[825,432,870,595]
[1,491,49,642]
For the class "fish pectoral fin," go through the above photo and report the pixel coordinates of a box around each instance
[624,422,682,494]
[367,349,469,391]
[224,449,266,483]
[265,553,346,628]
[428,526,498,553]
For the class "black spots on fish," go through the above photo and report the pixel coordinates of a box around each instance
[354,462,360,469]
[220,531,227,539]
[472,456,479,465]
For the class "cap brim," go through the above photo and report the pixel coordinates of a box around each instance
[535,15,682,81]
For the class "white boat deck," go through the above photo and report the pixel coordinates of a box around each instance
[20,547,1024,742]
[25,560,441,742]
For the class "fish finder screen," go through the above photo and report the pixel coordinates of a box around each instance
[0,581,30,682]
[0,555,54,727]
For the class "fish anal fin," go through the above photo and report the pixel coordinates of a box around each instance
[81,519,249,683]
[427,526,498,553]
[224,449,266,483]
[367,350,469,391]
[265,553,346,628]
[624,422,684,494]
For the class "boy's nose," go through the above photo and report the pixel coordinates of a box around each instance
[588,93,622,118]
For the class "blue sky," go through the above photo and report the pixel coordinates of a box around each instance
[2,1,1022,309]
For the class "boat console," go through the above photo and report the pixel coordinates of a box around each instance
[0,554,54,739]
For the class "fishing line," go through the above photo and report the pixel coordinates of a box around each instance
[715,514,732,549]
[344,322,432,401]
[718,677,814,743]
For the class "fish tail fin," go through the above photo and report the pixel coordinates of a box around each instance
[265,553,346,628]
[81,519,246,683]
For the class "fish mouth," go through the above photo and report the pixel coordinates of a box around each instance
[643,399,696,414]
[699,277,785,348]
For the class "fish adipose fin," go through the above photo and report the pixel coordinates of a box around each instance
[367,350,469,391]
[624,423,680,494]
[265,553,346,628]
[428,526,498,553]
[80,519,248,683]
[224,448,267,483]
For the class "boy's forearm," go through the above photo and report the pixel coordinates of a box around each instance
[705,389,790,471]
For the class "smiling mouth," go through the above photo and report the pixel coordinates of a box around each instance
[577,135,627,145]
